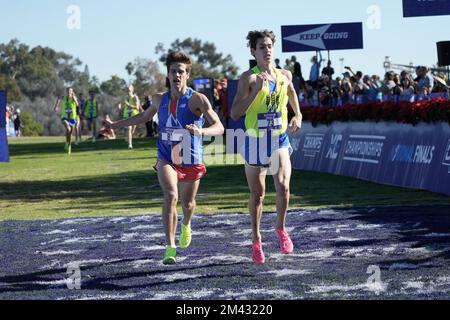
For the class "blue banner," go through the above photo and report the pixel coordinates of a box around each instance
[226,80,245,154]
[0,90,5,128]
[0,90,9,162]
[403,0,450,17]
[288,122,450,196]
[281,22,363,52]
[226,80,243,130]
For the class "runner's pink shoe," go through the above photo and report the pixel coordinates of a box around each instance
[276,228,294,254]
[252,241,266,264]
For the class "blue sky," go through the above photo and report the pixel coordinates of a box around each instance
[1,0,449,82]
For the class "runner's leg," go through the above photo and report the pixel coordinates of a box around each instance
[157,161,179,247]
[245,164,267,243]
[271,148,292,230]
[178,179,200,248]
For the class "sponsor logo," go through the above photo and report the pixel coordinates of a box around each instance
[442,140,450,172]
[302,134,324,158]
[390,144,435,165]
[326,134,343,160]
[290,137,301,151]
[343,135,386,164]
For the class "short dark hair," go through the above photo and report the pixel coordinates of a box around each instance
[166,51,192,74]
[246,30,276,50]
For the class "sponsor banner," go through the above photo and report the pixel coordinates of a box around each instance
[289,122,450,196]
[403,0,450,18]
[0,90,9,162]
[281,22,363,52]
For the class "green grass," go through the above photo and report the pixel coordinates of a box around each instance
[1,136,449,221]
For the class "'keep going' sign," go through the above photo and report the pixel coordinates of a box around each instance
[281,22,364,52]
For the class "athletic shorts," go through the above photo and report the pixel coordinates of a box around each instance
[62,118,77,127]
[154,160,207,182]
[240,132,293,167]
[172,163,207,181]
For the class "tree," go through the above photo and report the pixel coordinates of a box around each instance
[20,111,44,136]
[17,46,58,100]
[100,75,127,97]
[155,38,239,81]
[0,39,30,80]
[125,58,166,96]
[125,62,134,78]
[0,74,22,102]
[1,40,91,100]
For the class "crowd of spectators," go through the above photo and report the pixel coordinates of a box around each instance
[285,55,450,107]
[5,105,22,137]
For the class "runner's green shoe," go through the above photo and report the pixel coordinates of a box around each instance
[179,223,192,249]
[67,144,72,155]
[163,246,177,265]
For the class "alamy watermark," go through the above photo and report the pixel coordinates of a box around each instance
[366,265,386,295]
[367,5,381,30]
[66,263,81,290]
[167,129,284,175]
[67,5,81,30]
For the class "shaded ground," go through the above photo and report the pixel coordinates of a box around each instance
[1,206,449,300]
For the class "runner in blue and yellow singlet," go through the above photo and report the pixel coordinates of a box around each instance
[118,85,141,149]
[53,87,79,155]
[84,90,99,143]
[231,30,303,264]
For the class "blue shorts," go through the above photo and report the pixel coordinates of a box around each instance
[240,132,292,167]
[62,118,77,127]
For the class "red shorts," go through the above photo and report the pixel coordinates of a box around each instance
[154,160,207,182]
[172,164,207,181]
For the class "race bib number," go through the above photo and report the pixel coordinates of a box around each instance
[161,127,184,145]
[258,112,282,130]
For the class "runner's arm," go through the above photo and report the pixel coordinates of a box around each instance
[230,71,260,120]
[283,70,302,132]
[108,94,160,130]
[187,93,224,137]
[53,97,61,112]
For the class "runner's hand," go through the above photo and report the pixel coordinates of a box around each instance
[254,72,268,92]
[104,118,114,130]
[288,115,302,133]
[185,124,203,136]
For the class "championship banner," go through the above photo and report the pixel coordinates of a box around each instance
[288,122,450,196]
[281,22,364,52]
[403,0,450,18]
[0,90,10,163]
